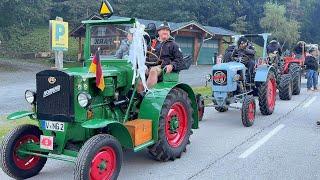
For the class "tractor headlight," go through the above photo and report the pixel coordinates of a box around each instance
[25,90,36,104]
[77,92,92,108]
[233,74,241,81]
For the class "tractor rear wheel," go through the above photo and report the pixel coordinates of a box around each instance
[279,74,293,100]
[289,63,301,95]
[74,134,122,180]
[258,71,276,115]
[196,94,205,121]
[148,88,193,161]
[0,125,48,179]
[241,95,256,127]
[215,106,229,112]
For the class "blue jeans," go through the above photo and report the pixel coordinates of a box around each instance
[307,70,318,89]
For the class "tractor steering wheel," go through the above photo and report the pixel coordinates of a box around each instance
[233,54,249,63]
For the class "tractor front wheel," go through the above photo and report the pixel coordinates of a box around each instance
[0,125,48,179]
[148,88,193,161]
[279,74,293,100]
[74,134,122,180]
[241,96,256,127]
[258,72,276,115]
[289,63,301,95]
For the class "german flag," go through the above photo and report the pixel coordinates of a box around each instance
[89,51,105,91]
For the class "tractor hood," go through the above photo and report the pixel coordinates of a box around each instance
[212,62,245,71]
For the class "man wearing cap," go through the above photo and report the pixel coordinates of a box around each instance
[232,37,256,81]
[267,40,282,65]
[305,47,319,91]
[139,21,183,92]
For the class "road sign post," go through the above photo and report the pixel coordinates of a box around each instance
[50,17,68,69]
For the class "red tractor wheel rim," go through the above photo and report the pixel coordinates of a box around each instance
[165,102,188,148]
[267,78,276,111]
[248,102,255,122]
[13,135,40,170]
[90,146,117,180]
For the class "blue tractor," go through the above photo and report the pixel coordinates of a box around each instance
[206,33,280,127]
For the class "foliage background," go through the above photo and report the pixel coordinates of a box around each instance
[0,0,319,59]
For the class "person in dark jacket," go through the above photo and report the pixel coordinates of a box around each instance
[232,37,256,80]
[267,40,282,56]
[293,41,307,58]
[267,40,282,65]
[138,21,183,92]
[223,45,236,63]
[305,47,319,91]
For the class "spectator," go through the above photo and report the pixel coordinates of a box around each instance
[305,47,319,91]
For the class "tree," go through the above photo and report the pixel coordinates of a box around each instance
[260,2,300,47]
[231,16,248,34]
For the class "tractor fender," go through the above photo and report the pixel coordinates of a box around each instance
[138,82,199,142]
[81,119,133,149]
[254,65,276,82]
[7,111,36,120]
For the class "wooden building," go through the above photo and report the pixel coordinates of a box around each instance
[70,14,235,65]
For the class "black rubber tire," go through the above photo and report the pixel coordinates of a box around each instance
[0,125,48,179]
[258,71,276,115]
[241,95,256,127]
[74,134,122,180]
[279,74,293,100]
[148,88,193,161]
[289,63,301,95]
[215,106,229,112]
[196,94,205,121]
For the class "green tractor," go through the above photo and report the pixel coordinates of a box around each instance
[0,6,201,180]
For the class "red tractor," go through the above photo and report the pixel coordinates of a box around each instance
[282,54,304,95]
[281,45,307,96]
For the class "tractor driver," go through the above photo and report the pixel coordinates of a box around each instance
[267,40,282,64]
[232,37,256,78]
[137,21,184,93]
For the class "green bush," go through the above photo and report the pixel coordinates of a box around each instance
[1,26,79,61]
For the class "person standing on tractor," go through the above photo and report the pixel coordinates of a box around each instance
[293,41,307,59]
[232,37,256,80]
[138,21,184,93]
[305,47,319,91]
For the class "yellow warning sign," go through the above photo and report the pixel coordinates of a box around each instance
[99,0,113,18]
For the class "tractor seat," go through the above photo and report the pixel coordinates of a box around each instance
[158,56,191,83]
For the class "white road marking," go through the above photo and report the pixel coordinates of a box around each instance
[239,124,285,159]
[303,96,317,108]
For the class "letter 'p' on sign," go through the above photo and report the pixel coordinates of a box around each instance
[50,19,68,51]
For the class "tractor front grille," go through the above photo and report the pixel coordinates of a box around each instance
[212,70,227,86]
[36,70,74,122]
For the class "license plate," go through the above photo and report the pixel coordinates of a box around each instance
[41,120,64,132]
[40,135,54,150]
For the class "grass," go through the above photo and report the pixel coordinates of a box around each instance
[192,86,212,105]
[0,116,38,142]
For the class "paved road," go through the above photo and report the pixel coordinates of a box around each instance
[1,59,320,179]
